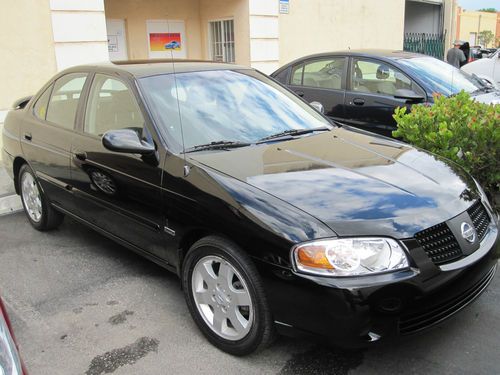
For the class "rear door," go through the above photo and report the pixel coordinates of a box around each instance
[287,57,347,121]
[69,72,166,260]
[344,57,424,135]
[21,72,88,212]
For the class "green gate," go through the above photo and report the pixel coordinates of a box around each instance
[403,32,446,60]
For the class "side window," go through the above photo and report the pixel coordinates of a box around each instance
[302,58,345,89]
[46,73,87,128]
[84,74,144,137]
[273,68,289,85]
[351,58,417,96]
[33,84,53,120]
[291,64,303,85]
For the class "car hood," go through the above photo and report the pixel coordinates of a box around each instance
[189,128,478,239]
[471,90,500,105]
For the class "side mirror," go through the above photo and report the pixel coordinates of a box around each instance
[310,101,324,114]
[102,129,155,155]
[394,89,425,102]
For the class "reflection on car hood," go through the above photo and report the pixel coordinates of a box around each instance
[472,90,500,105]
[189,128,478,238]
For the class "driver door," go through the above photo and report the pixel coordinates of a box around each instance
[69,73,166,260]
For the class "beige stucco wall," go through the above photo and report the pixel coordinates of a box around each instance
[199,0,250,66]
[104,0,203,60]
[457,9,498,47]
[0,0,57,110]
[278,0,406,65]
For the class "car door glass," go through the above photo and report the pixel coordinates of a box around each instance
[351,59,414,96]
[291,64,304,85]
[85,74,144,137]
[33,84,53,120]
[46,73,88,128]
[302,58,345,89]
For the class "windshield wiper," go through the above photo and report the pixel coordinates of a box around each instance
[471,86,493,95]
[256,126,330,143]
[183,140,251,153]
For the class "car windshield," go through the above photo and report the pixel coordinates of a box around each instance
[398,56,484,96]
[139,69,332,153]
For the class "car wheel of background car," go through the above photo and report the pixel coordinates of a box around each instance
[182,235,275,356]
[19,164,64,231]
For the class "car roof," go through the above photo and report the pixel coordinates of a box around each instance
[61,59,250,78]
[274,49,427,73]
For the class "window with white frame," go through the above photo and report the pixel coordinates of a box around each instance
[209,20,235,63]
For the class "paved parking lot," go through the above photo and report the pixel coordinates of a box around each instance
[0,209,499,374]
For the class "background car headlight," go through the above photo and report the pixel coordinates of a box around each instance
[0,299,23,375]
[292,237,409,276]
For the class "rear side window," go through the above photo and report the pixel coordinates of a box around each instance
[302,58,345,89]
[46,73,88,129]
[273,68,289,85]
[291,64,304,85]
[33,84,53,120]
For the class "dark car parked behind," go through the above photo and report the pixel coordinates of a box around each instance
[2,60,499,356]
[271,50,497,136]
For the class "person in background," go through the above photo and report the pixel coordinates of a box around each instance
[459,42,470,66]
[446,40,466,68]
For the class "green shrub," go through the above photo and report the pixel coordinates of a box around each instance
[393,91,500,205]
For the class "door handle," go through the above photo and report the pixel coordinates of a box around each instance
[295,91,304,97]
[23,132,32,141]
[74,150,87,161]
[352,98,365,106]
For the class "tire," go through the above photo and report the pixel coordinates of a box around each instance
[182,235,275,355]
[18,163,64,231]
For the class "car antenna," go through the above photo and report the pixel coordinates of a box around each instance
[166,18,190,177]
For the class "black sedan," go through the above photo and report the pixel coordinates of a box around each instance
[2,61,499,356]
[271,50,499,136]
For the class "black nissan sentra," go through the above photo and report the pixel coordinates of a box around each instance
[2,61,499,355]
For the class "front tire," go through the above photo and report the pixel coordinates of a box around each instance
[182,235,275,355]
[19,164,64,231]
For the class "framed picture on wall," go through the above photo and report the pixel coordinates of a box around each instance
[146,20,187,59]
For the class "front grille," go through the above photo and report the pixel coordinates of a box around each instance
[467,201,490,242]
[414,222,463,265]
[399,265,496,335]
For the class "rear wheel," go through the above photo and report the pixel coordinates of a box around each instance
[182,236,275,355]
[19,164,64,230]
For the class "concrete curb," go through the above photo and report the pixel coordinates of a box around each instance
[0,193,22,217]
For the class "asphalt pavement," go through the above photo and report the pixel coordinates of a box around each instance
[0,190,499,374]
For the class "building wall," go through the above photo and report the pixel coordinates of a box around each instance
[105,0,203,60]
[456,8,498,47]
[278,0,406,66]
[0,0,57,112]
[248,0,279,73]
[199,0,250,66]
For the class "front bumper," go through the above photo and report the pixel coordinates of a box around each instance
[258,213,499,348]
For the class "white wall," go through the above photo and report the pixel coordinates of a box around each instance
[49,0,109,70]
[248,0,279,73]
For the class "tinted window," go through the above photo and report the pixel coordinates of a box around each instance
[140,69,332,153]
[351,58,418,96]
[33,84,53,120]
[397,56,484,96]
[46,73,87,128]
[291,64,303,85]
[273,68,289,85]
[302,58,345,89]
[85,74,144,136]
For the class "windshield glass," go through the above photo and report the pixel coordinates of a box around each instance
[139,69,331,152]
[398,56,484,96]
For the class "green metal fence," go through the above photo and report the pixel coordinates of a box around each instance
[403,32,446,60]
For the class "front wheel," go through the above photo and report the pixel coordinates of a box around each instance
[182,236,275,355]
[19,164,64,231]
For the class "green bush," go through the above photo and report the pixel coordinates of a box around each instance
[393,91,500,205]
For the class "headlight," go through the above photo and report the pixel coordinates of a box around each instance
[0,301,23,375]
[292,237,409,277]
